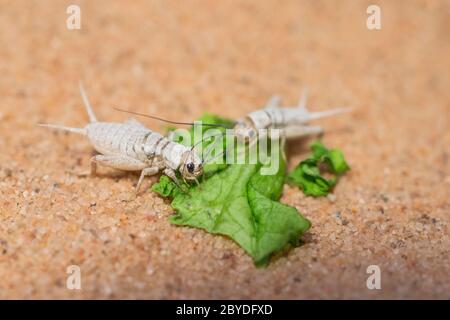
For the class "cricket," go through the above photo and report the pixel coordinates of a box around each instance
[39,84,206,193]
[232,89,351,143]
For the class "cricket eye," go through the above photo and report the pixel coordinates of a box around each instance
[187,162,195,173]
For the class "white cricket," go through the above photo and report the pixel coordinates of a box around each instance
[233,89,352,142]
[39,84,204,192]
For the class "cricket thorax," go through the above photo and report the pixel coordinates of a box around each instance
[141,133,182,169]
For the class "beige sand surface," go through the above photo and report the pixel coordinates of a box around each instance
[0,0,449,299]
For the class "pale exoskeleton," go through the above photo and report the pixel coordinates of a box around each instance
[40,84,206,193]
[233,89,351,144]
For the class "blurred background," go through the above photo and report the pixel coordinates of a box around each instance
[0,0,448,299]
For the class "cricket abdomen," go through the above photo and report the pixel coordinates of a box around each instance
[246,107,309,129]
[85,122,151,159]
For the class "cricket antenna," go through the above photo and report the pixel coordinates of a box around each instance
[191,132,230,158]
[114,107,233,129]
[190,138,206,152]
[200,131,236,163]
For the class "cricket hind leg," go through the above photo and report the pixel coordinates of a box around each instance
[136,166,160,194]
[283,125,323,140]
[90,154,147,172]
[297,87,309,110]
[89,154,156,193]
[76,153,147,175]
[265,95,282,108]
[280,134,287,162]
[124,117,147,129]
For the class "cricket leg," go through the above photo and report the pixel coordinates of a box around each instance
[163,168,188,193]
[280,134,287,162]
[266,128,287,161]
[71,154,99,177]
[283,125,323,140]
[90,158,98,176]
[297,87,308,109]
[90,154,150,192]
[75,155,148,178]
[124,117,147,129]
[136,167,160,194]
[265,95,282,108]
[73,158,98,177]
[91,154,147,171]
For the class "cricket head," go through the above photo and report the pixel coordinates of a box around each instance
[180,149,203,181]
[234,120,257,142]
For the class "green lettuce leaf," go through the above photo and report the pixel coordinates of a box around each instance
[288,141,350,197]
[152,114,311,265]
[151,175,184,198]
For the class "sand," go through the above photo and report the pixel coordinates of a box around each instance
[0,0,449,299]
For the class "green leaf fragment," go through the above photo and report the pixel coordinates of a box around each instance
[310,141,350,174]
[288,141,350,197]
[151,175,183,198]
